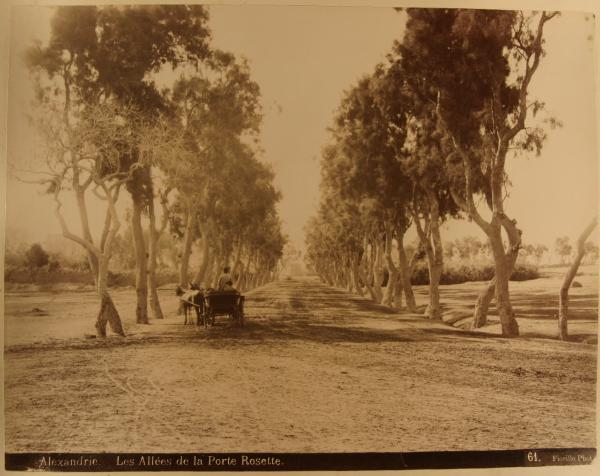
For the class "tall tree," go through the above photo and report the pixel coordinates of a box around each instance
[558,217,597,340]
[168,56,262,287]
[31,5,214,324]
[21,89,141,335]
[555,237,573,264]
[399,9,559,336]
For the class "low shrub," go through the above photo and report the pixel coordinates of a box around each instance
[5,265,199,289]
[4,266,95,285]
[510,263,540,281]
[410,262,539,285]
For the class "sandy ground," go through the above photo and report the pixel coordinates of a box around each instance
[3,270,597,452]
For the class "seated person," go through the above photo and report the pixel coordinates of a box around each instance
[217,266,236,292]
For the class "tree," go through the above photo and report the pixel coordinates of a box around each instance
[168,56,262,288]
[399,9,559,336]
[314,72,420,310]
[136,117,189,319]
[558,217,597,340]
[555,236,573,264]
[584,242,598,265]
[20,97,140,336]
[532,244,548,266]
[25,244,49,281]
[29,5,214,325]
[520,244,535,264]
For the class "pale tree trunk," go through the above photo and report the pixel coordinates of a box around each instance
[147,196,164,320]
[472,278,495,328]
[193,234,211,287]
[336,259,345,287]
[427,196,444,320]
[57,177,125,337]
[131,199,149,324]
[359,241,378,301]
[424,246,443,320]
[559,217,597,340]
[238,252,249,291]
[408,243,423,275]
[358,265,377,301]
[332,260,342,287]
[412,197,443,320]
[392,270,404,309]
[488,222,520,337]
[351,255,364,297]
[396,228,417,312]
[372,238,385,303]
[96,258,125,337]
[248,258,258,289]
[345,254,355,293]
[259,258,269,287]
[75,186,99,280]
[210,255,222,288]
[473,221,522,328]
[231,239,243,279]
[242,251,255,290]
[254,260,263,288]
[383,223,399,307]
[320,265,329,285]
[206,252,218,288]
[258,263,269,287]
[179,210,196,287]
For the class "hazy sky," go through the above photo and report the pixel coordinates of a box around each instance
[5,3,598,256]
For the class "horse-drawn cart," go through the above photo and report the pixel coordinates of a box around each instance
[177,287,244,328]
[202,291,245,328]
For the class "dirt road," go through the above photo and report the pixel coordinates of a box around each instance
[4,276,597,452]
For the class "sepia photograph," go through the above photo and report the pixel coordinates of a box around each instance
[1,0,598,472]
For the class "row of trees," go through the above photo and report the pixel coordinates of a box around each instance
[24,5,285,336]
[444,237,548,265]
[555,236,599,265]
[306,9,595,338]
[445,237,598,266]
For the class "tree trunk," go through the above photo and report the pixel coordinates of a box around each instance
[392,270,404,309]
[472,278,495,328]
[559,217,597,340]
[397,229,417,312]
[231,240,243,278]
[358,265,378,301]
[147,198,163,320]
[489,228,519,337]
[424,246,443,320]
[345,254,355,293]
[75,186,100,283]
[383,224,398,307]
[131,199,149,324]
[427,197,444,320]
[412,197,444,320]
[238,252,250,291]
[193,235,211,287]
[95,261,125,337]
[372,239,385,303]
[351,256,364,297]
[179,210,196,286]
